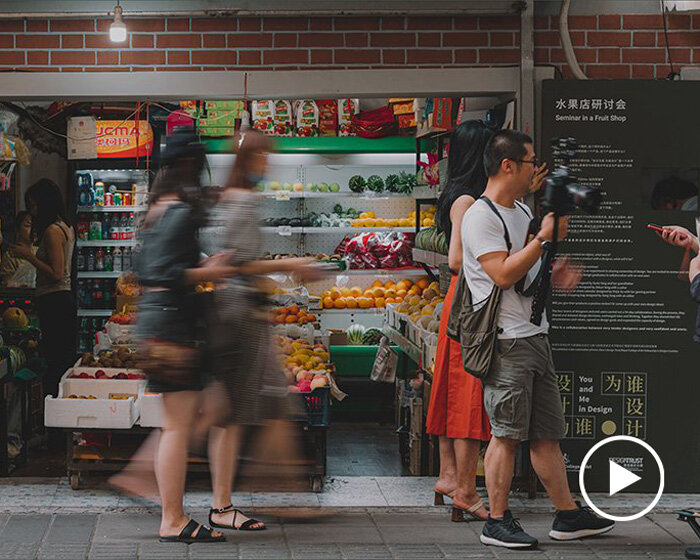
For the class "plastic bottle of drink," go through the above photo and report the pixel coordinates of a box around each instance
[84,282,93,309]
[110,214,120,240]
[102,214,111,240]
[77,215,89,240]
[95,247,105,271]
[103,280,113,309]
[86,247,95,271]
[127,213,135,239]
[89,214,102,240]
[113,247,123,273]
[122,247,132,271]
[120,214,128,240]
[93,280,103,309]
[104,248,113,272]
[77,249,85,272]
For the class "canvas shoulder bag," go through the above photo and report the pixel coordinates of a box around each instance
[446,196,514,379]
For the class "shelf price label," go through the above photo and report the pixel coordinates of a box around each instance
[277,226,293,236]
[275,191,291,201]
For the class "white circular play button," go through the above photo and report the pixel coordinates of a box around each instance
[579,435,665,522]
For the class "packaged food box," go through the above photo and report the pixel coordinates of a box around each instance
[199,117,237,128]
[338,98,359,136]
[199,126,236,137]
[139,392,163,427]
[205,100,245,115]
[295,100,319,137]
[273,100,294,136]
[317,99,338,136]
[252,100,276,135]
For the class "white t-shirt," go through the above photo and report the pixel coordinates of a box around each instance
[461,198,548,339]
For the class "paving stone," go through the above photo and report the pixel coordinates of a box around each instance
[388,544,445,558]
[340,544,393,559]
[45,514,97,544]
[289,544,341,558]
[0,543,40,560]
[37,544,88,559]
[239,543,291,559]
[0,515,51,543]
[87,542,138,560]
[92,514,160,543]
[138,542,188,559]
[438,544,496,558]
[189,542,239,559]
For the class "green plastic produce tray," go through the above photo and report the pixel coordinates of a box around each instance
[330,345,397,378]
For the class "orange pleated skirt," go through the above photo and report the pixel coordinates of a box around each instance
[425,274,491,440]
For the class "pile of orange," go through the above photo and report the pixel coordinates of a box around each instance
[274,304,317,324]
[321,277,431,309]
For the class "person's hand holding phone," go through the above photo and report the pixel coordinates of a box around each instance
[652,224,699,253]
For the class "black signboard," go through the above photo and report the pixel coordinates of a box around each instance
[542,80,699,492]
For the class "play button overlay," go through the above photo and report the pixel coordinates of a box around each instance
[579,435,664,522]
[609,460,641,496]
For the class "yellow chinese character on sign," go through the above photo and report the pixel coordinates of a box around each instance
[558,373,572,393]
[626,375,645,394]
[626,397,645,417]
[561,395,571,412]
[625,419,644,438]
[575,417,593,437]
[604,374,622,394]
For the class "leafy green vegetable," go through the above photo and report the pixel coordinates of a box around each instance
[366,175,385,193]
[349,175,366,193]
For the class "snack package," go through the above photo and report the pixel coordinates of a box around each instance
[317,99,338,136]
[338,98,359,136]
[273,100,294,136]
[251,100,276,135]
[295,100,319,137]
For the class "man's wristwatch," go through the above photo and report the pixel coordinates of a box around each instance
[535,235,551,252]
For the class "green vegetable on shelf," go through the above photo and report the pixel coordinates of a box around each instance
[348,175,366,193]
[347,324,366,345]
[366,175,385,193]
[333,203,344,215]
[385,174,401,193]
[361,328,383,346]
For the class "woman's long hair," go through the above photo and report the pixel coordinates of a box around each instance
[436,120,494,241]
[25,179,71,240]
[224,130,272,190]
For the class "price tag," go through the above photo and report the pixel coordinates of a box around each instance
[275,191,291,201]
[278,226,292,236]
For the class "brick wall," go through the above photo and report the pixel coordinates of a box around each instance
[0,14,697,78]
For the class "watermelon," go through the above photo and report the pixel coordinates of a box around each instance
[349,175,366,193]
[366,175,385,193]
[385,174,401,193]
[361,328,383,345]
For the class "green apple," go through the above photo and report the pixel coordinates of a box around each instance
[282,182,293,191]
[329,183,340,192]
[293,182,304,192]
[307,183,319,192]
[319,182,329,192]
[269,181,280,191]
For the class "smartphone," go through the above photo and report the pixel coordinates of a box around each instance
[647,223,665,234]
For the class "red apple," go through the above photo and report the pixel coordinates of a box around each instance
[116,373,128,380]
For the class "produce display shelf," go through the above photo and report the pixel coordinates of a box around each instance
[261,192,413,200]
[412,248,448,267]
[343,268,428,276]
[205,135,416,155]
[262,227,415,235]
[317,308,386,315]
[77,240,138,248]
[383,326,422,364]
[77,272,123,279]
[78,309,113,317]
[77,206,148,213]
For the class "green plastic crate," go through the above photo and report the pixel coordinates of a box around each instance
[330,345,397,378]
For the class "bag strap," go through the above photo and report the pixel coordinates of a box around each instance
[479,196,512,252]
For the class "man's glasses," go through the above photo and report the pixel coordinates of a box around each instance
[510,158,539,167]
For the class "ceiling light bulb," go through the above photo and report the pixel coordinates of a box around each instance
[109,4,127,43]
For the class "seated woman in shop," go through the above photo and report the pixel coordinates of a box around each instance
[0,211,37,288]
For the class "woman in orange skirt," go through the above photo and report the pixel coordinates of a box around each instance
[426,120,493,522]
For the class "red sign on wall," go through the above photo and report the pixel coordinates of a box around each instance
[96,120,153,158]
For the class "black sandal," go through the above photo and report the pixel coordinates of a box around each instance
[159,519,225,544]
[209,504,266,531]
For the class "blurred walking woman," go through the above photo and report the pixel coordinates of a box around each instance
[12,180,75,398]
[136,134,235,543]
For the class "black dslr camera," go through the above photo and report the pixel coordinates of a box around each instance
[541,137,602,216]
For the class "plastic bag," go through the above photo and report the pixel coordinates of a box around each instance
[370,335,397,383]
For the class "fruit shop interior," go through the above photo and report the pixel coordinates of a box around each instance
[0,65,534,483]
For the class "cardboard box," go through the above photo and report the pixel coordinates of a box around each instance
[138,392,163,427]
[327,330,348,346]
[67,116,97,160]
[199,126,236,137]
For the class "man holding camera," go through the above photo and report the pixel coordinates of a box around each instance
[461,130,615,549]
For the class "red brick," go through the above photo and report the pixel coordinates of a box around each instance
[478,48,519,64]
[346,33,368,47]
[454,17,477,30]
[157,34,201,48]
[534,16,550,30]
[550,47,597,64]
[587,31,631,47]
[202,34,225,47]
[61,34,84,48]
[122,19,165,32]
[655,64,674,78]
[120,50,165,65]
[192,50,237,64]
[227,33,272,48]
[263,17,309,31]
[633,32,657,47]
[479,16,519,30]
[191,18,237,31]
[51,51,95,65]
[157,65,198,71]
[27,51,48,65]
[0,36,13,48]
[27,66,60,72]
[407,16,451,30]
[597,48,620,63]
[567,16,598,29]
[0,20,22,32]
[27,20,48,32]
[598,15,621,29]
[167,51,190,65]
[263,49,309,64]
[298,33,342,47]
[536,31,563,47]
[16,34,60,48]
[443,32,489,47]
[239,50,261,65]
[131,34,154,48]
[89,67,128,72]
[491,32,514,46]
[382,17,405,30]
[239,18,261,31]
[128,67,156,72]
[406,49,452,64]
[535,47,549,64]
[310,18,332,31]
[60,67,85,72]
[418,33,441,47]
[51,19,95,32]
[670,47,692,63]
[274,33,298,48]
[382,49,405,64]
[694,15,700,29]
[85,34,116,49]
[454,49,477,63]
[631,64,655,78]
[334,49,380,64]
[665,31,700,47]
[585,64,630,78]
[167,19,190,31]
[334,17,379,31]
[668,14,691,29]
[310,49,332,64]
[370,32,415,47]
[96,51,119,65]
[694,48,700,63]
[623,15,662,29]
[622,47,667,63]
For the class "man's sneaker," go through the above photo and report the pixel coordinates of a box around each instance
[549,501,615,541]
[480,510,539,549]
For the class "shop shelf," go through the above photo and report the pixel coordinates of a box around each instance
[77,206,148,213]
[77,309,114,317]
[261,227,415,235]
[318,308,385,315]
[412,248,447,267]
[77,240,138,247]
[342,268,428,276]
[383,326,422,364]
[261,191,413,200]
[205,135,416,155]
[77,272,123,279]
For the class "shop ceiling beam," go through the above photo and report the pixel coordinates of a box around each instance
[0,0,524,18]
[519,0,535,137]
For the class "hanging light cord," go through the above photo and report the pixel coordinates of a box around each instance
[660,0,678,80]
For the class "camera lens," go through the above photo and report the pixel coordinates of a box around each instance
[568,183,602,214]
